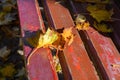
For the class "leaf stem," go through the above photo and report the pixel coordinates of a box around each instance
[27,48,38,65]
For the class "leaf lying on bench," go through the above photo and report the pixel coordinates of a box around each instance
[75,14,90,30]
[27,28,58,48]
[27,27,75,65]
[62,27,74,45]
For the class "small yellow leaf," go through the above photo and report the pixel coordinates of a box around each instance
[76,21,90,30]
[61,27,74,45]
[53,56,62,73]
[76,24,83,30]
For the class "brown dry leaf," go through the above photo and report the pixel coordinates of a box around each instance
[52,34,65,50]
[61,27,74,45]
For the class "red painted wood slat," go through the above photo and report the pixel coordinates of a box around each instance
[87,27,120,80]
[17,0,58,80]
[43,0,99,80]
[73,2,120,80]
[43,0,75,29]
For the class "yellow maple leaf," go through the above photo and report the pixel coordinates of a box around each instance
[27,28,59,48]
[27,28,59,65]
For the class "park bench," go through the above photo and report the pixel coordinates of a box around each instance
[17,0,120,80]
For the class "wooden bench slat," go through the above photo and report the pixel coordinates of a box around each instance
[87,27,120,80]
[64,28,99,80]
[73,2,120,80]
[27,48,58,80]
[44,0,75,29]
[17,0,58,80]
[43,0,99,80]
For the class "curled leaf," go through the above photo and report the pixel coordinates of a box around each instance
[75,14,86,24]
[75,14,90,30]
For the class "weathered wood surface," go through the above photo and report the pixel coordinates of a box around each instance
[17,0,120,80]
[43,0,99,80]
[17,0,58,80]
[72,1,120,80]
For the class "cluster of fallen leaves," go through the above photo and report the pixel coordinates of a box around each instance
[27,27,75,73]
[0,0,27,80]
[27,27,74,50]
[75,0,113,33]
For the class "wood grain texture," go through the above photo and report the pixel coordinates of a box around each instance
[43,0,99,80]
[17,0,58,80]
